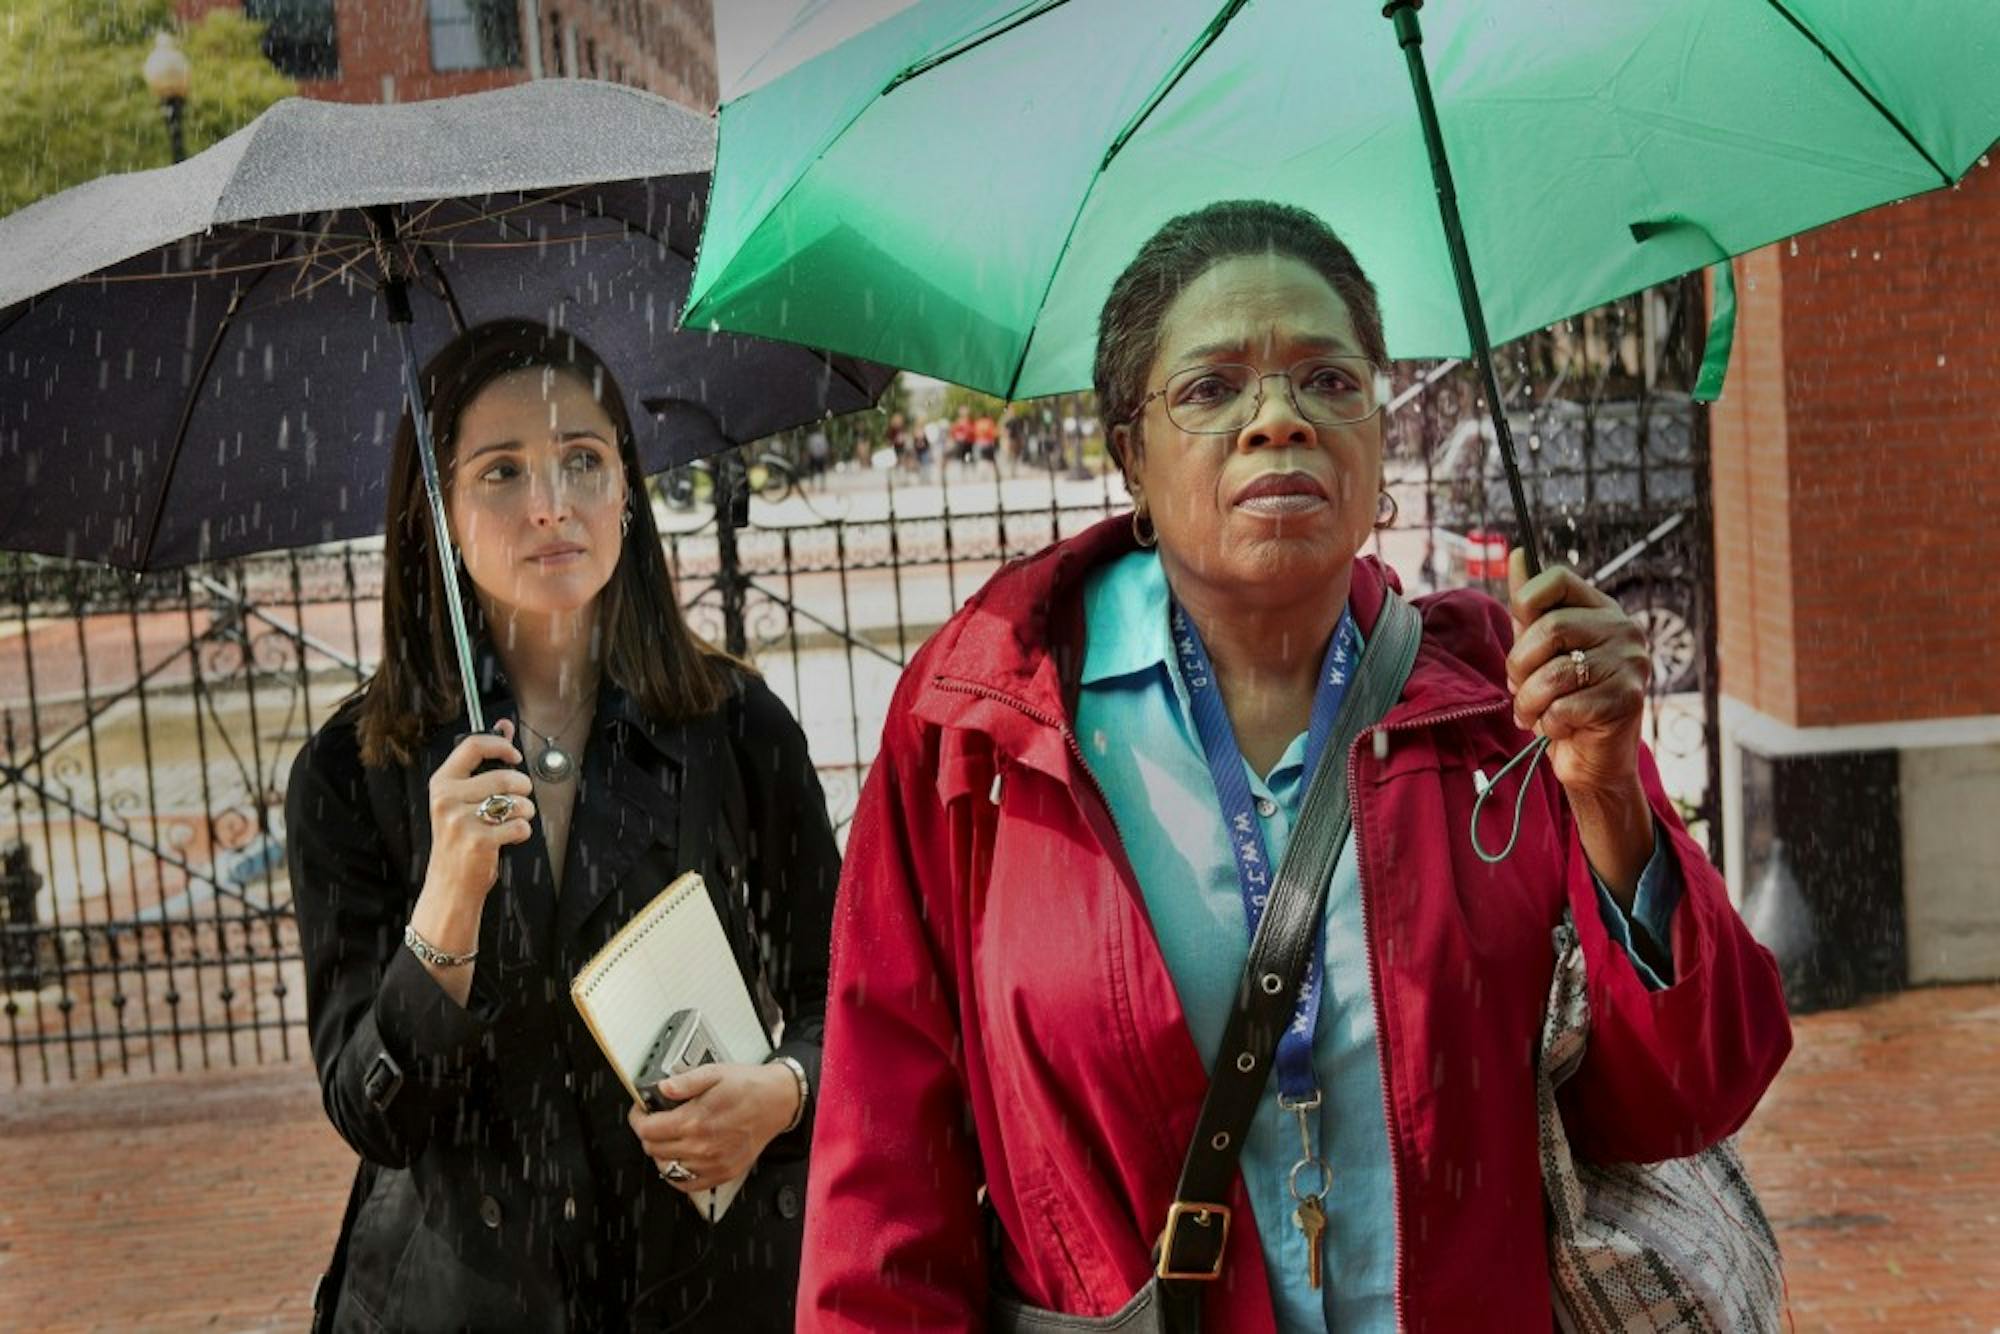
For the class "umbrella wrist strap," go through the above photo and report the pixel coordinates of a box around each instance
[1470,735,1550,864]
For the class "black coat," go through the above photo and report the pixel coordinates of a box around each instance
[287,661,839,1332]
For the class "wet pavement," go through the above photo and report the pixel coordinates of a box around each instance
[0,984,1994,1331]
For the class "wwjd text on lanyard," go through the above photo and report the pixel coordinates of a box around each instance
[1170,600,1361,1292]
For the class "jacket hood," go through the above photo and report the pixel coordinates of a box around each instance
[910,515,1515,762]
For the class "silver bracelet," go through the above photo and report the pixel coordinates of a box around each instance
[767,1054,810,1134]
[404,923,478,968]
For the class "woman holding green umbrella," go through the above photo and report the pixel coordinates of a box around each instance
[287,321,838,1331]
[804,203,1790,1331]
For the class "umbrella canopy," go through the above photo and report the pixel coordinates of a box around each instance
[685,0,2000,402]
[0,79,896,570]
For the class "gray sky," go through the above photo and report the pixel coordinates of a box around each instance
[713,0,920,99]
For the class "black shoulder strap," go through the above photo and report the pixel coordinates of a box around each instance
[1153,593,1423,1314]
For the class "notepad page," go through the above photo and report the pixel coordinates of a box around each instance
[572,873,772,1091]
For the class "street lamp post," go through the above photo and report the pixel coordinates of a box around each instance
[142,32,192,163]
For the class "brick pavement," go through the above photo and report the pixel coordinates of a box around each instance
[1,986,1995,1332]
[1737,987,2000,1332]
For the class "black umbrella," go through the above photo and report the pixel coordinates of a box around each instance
[0,79,895,732]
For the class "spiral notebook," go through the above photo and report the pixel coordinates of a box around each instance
[570,871,770,1222]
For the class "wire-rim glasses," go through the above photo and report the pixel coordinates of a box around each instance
[1132,355,1384,434]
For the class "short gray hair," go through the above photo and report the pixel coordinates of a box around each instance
[1094,201,1387,461]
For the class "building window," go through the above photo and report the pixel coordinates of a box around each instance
[428,0,523,72]
[244,0,339,80]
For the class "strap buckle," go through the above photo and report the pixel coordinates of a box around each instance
[364,1050,405,1112]
[1155,1200,1233,1281]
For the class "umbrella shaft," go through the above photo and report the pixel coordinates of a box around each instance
[1386,1,1543,577]
[391,318,488,735]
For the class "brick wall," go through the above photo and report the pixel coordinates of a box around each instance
[1711,246,1799,724]
[1713,156,2000,727]
[529,0,716,107]
[177,0,716,109]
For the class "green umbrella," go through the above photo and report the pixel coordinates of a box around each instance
[688,0,2000,570]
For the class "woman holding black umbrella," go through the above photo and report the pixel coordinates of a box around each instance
[287,319,837,1331]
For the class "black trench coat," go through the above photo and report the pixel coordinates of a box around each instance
[286,659,839,1332]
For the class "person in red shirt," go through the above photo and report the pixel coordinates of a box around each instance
[950,405,975,474]
[974,413,999,471]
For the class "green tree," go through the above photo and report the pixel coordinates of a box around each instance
[1,0,295,216]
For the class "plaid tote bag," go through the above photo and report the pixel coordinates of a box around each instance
[1538,917,1787,1333]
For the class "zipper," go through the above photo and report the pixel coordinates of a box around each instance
[1350,697,1508,1331]
[931,675,1142,868]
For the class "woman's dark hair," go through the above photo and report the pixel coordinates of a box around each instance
[358,319,727,768]
[1094,200,1388,461]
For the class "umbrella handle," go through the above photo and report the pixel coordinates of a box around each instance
[1383,1,1544,578]
[365,205,487,736]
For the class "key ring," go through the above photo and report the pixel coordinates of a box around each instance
[1288,1155,1333,1203]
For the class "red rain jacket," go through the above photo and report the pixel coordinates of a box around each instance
[802,517,1790,1332]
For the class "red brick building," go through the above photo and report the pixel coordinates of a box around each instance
[177,0,716,109]
[1710,157,2000,1001]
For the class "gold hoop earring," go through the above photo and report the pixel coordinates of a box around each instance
[1132,507,1158,549]
[1374,489,1398,530]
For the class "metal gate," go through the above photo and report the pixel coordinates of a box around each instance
[1,279,1718,1085]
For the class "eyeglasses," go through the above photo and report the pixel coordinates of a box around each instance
[1132,355,1384,435]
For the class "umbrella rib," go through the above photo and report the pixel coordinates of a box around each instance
[1098,0,1247,169]
[69,255,318,285]
[1760,0,1951,185]
[289,241,379,302]
[403,188,591,243]
[1006,0,1250,400]
[885,0,1078,91]
[237,222,374,244]
[416,242,469,335]
[134,240,294,569]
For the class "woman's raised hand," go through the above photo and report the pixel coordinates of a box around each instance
[422,719,536,906]
[1503,550,1651,798]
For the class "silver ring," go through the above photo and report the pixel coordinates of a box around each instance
[662,1160,697,1184]
[1569,648,1590,688]
[475,792,517,826]
[1288,1155,1334,1202]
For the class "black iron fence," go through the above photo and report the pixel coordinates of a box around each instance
[1,287,1718,1085]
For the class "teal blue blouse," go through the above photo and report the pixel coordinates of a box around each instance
[1075,550,1680,1332]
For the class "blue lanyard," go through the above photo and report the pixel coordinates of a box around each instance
[1170,601,1362,1101]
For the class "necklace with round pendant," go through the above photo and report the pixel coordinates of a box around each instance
[521,695,593,785]
[532,738,575,784]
